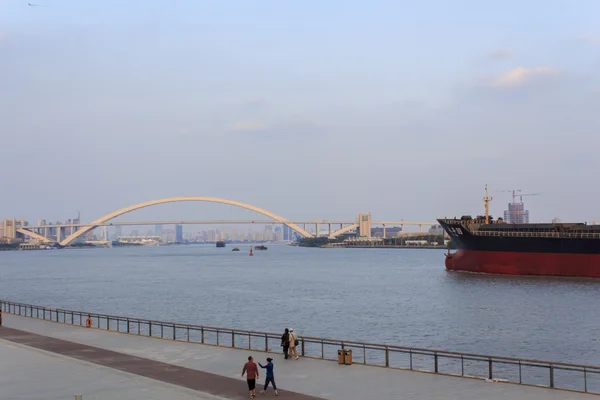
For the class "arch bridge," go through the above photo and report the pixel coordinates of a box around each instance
[13,197,436,246]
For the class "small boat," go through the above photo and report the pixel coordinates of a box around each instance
[232,247,240,251]
[254,245,268,250]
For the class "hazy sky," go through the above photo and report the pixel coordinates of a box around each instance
[1,0,599,224]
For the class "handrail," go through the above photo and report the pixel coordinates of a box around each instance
[471,230,600,239]
[1,299,598,394]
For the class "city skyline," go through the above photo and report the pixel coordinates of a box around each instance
[1,1,599,223]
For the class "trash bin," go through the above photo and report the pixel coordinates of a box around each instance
[337,349,345,364]
[344,349,352,365]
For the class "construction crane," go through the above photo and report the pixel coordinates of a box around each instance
[497,190,541,204]
[518,193,541,202]
[497,189,522,205]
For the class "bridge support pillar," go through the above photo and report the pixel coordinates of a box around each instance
[383,224,386,239]
[316,223,319,238]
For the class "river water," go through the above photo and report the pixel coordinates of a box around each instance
[1,244,599,366]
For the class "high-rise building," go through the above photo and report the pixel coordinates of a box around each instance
[504,202,529,224]
[283,225,292,241]
[155,224,163,238]
[175,224,183,243]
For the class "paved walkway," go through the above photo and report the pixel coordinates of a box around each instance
[1,314,596,400]
[0,338,226,400]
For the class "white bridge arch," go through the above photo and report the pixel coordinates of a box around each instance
[60,197,313,246]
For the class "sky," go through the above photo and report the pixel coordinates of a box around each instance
[1,0,600,225]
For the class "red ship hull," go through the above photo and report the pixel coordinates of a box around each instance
[445,249,600,278]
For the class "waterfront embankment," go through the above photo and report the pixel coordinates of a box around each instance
[2,312,597,400]
[2,300,599,398]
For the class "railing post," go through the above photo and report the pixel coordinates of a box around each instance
[149,322,152,336]
[217,329,220,345]
[488,358,493,380]
[107,316,109,330]
[173,324,176,340]
[321,340,324,359]
[187,326,190,342]
[160,324,163,338]
[232,331,235,347]
[549,365,554,388]
[434,352,438,373]
[584,367,588,392]
[249,332,252,349]
[201,327,205,343]
[264,334,268,351]
[301,339,305,356]
[461,355,464,376]
[385,346,389,367]
[127,318,130,333]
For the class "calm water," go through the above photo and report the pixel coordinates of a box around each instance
[1,244,599,365]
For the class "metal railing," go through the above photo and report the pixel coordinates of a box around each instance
[471,230,600,239]
[1,299,599,395]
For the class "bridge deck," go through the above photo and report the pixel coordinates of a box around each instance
[1,314,594,400]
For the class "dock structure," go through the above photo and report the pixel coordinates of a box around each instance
[0,313,596,400]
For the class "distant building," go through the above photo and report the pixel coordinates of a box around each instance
[175,224,183,243]
[551,217,562,224]
[504,202,529,224]
[2,218,25,239]
[428,225,444,236]
[283,225,292,240]
[371,226,403,238]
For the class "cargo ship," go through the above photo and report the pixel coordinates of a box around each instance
[216,241,225,248]
[437,186,600,277]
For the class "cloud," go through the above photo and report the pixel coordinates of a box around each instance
[488,49,512,60]
[481,66,558,89]
[577,35,600,46]
[231,120,268,132]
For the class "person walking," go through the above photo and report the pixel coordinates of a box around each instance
[259,357,278,396]
[288,328,299,360]
[242,355,259,398]
[281,328,290,359]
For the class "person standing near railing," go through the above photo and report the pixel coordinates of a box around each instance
[289,328,299,360]
[258,357,278,396]
[281,328,290,359]
[242,355,259,399]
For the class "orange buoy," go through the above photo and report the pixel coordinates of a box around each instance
[85,317,92,328]
[249,248,253,256]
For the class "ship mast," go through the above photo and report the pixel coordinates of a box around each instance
[484,184,493,224]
